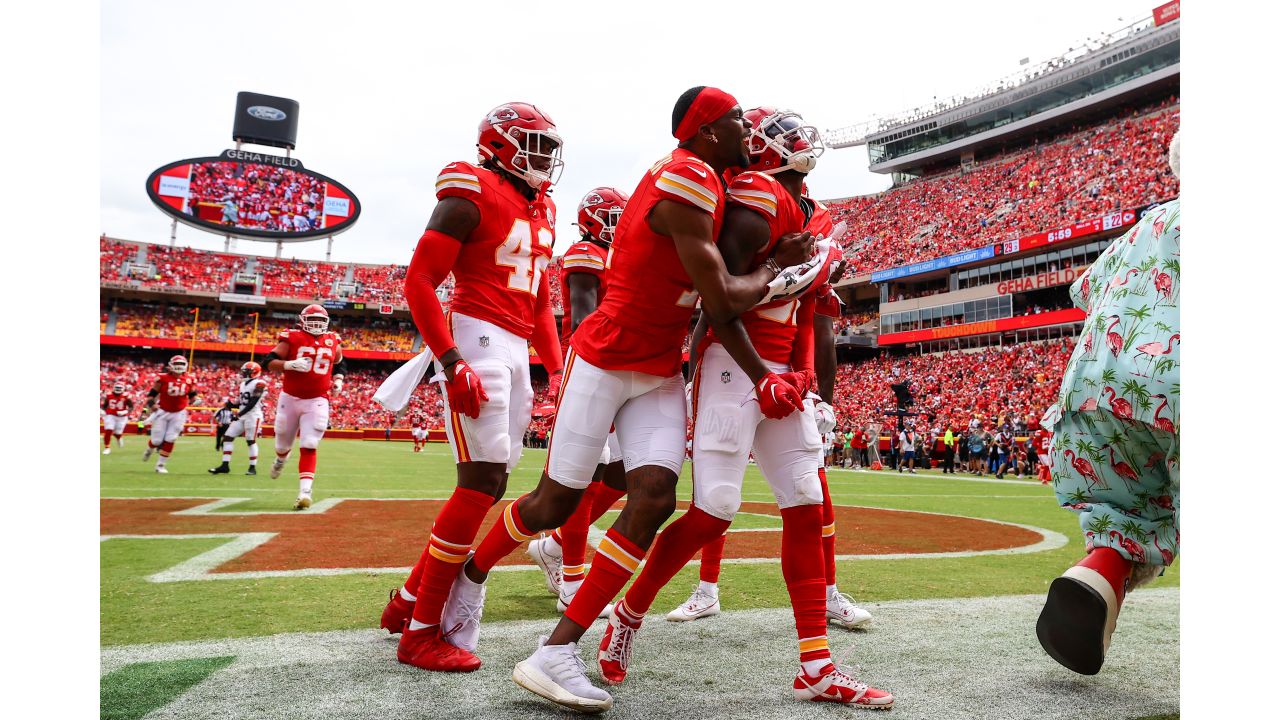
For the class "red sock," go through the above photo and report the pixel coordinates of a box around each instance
[781,504,830,667]
[1077,546,1132,602]
[471,495,537,573]
[700,533,727,584]
[558,483,598,584]
[159,441,174,457]
[565,528,647,627]
[103,429,113,448]
[590,483,627,523]
[409,486,493,626]
[298,447,317,475]
[623,505,731,616]
[819,468,837,586]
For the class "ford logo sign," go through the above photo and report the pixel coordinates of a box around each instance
[247,106,286,121]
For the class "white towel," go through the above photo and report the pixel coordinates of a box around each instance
[373,348,437,415]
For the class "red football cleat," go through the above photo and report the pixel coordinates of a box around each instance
[597,605,639,686]
[380,588,414,634]
[794,665,894,709]
[397,625,482,672]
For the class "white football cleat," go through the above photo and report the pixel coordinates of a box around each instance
[293,495,312,511]
[270,458,286,479]
[155,466,168,474]
[440,559,487,652]
[527,535,563,596]
[103,448,111,455]
[666,586,721,622]
[827,590,872,629]
[513,636,613,713]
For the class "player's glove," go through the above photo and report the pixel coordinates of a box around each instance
[814,400,837,434]
[778,369,816,395]
[445,360,488,419]
[754,372,803,420]
[283,356,313,373]
[547,370,563,404]
[331,377,344,395]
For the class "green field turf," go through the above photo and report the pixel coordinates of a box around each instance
[100,436,1178,648]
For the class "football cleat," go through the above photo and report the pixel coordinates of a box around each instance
[526,535,563,596]
[827,591,873,629]
[381,588,414,634]
[294,495,312,511]
[666,586,721,622]
[103,448,111,455]
[793,666,894,709]
[440,561,487,652]
[396,625,481,673]
[597,604,639,685]
[513,636,613,713]
[208,464,230,475]
[270,458,285,479]
[245,466,257,476]
[155,466,169,474]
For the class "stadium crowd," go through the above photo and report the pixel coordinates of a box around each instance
[187,162,326,232]
[830,101,1179,275]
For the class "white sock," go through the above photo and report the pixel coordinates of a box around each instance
[698,580,719,597]
[407,619,435,631]
[802,658,833,676]
[826,584,838,599]
[248,445,259,465]
[299,479,313,495]
[399,586,417,602]
[561,578,582,596]
[543,535,563,558]
[156,457,167,467]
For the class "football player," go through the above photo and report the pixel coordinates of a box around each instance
[594,107,891,708]
[526,187,631,617]
[262,305,346,509]
[411,410,429,452]
[101,381,133,454]
[141,356,199,473]
[209,361,267,476]
[453,88,814,712]
[380,102,565,674]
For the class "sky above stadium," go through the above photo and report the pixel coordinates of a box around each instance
[101,0,1165,265]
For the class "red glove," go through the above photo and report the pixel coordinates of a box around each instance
[547,370,564,404]
[445,360,488,419]
[755,372,803,420]
[778,370,815,396]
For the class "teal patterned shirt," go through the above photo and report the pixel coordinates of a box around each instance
[1050,200,1180,433]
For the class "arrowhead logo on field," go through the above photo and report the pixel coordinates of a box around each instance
[99,497,1055,582]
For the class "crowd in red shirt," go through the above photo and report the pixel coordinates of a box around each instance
[828,100,1179,276]
[188,162,326,233]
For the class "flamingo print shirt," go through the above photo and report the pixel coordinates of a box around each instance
[1049,199,1180,434]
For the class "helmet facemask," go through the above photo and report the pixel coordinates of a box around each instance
[168,357,188,375]
[748,111,825,175]
[301,313,329,335]
[113,383,125,394]
[491,125,564,190]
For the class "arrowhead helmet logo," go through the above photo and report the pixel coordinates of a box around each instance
[488,106,520,124]
[580,192,605,210]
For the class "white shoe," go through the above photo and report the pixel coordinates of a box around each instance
[513,636,613,713]
[155,466,168,474]
[142,447,153,461]
[827,590,872,629]
[270,458,285,479]
[527,535,563,596]
[293,495,312,511]
[666,586,721,622]
[556,581,611,618]
[103,448,111,455]
[440,559,487,652]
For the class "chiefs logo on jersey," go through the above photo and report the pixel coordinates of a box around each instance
[488,106,520,124]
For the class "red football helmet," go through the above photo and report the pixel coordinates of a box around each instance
[241,361,262,379]
[167,355,189,375]
[477,102,564,191]
[743,107,825,175]
[112,381,125,394]
[300,304,329,335]
[576,187,630,244]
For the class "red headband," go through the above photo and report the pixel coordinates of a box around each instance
[673,87,738,142]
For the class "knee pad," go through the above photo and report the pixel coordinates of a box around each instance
[702,484,742,521]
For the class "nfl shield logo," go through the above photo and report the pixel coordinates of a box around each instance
[323,338,333,346]
[721,371,731,384]
[479,336,490,348]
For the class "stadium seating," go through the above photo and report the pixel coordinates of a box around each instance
[255,257,346,300]
[828,100,1180,275]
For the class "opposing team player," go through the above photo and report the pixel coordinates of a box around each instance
[141,356,199,473]
[588,107,892,709]
[208,361,268,476]
[410,410,429,452]
[379,102,565,674]
[263,305,346,510]
[440,87,812,712]
[101,382,133,454]
[525,187,631,616]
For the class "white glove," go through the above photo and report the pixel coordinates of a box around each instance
[685,382,694,418]
[283,357,313,373]
[331,377,344,395]
[814,401,837,434]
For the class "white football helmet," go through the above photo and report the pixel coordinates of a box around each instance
[112,382,126,394]
[167,356,188,374]
[300,304,330,335]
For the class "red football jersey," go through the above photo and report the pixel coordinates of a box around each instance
[435,161,556,339]
[156,373,196,413]
[1036,429,1052,454]
[573,148,724,376]
[558,240,609,340]
[277,328,343,399]
[104,393,132,416]
[706,172,820,365]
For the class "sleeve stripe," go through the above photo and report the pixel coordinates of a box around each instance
[728,194,778,217]
[658,172,717,206]
[728,188,778,204]
[438,172,480,182]
[562,255,606,268]
[436,179,481,193]
[657,177,717,214]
